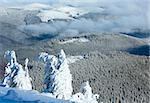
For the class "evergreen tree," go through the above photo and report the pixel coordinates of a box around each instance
[39,49,73,100]
[2,50,32,90]
[71,81,99,103]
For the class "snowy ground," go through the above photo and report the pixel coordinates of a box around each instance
[0,1,149,103]
[0,87,68,103]
[0,33,148,103]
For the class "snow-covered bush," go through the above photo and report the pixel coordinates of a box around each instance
[2,50,32,90]
[39,49,73,100]
[70,81,99,103]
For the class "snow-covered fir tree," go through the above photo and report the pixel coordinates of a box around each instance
[70,81,99,103]
[2,50,32,90]
[39,49,73,100]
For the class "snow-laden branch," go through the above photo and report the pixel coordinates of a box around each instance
[39,49,73,100]
[2,50,32,90]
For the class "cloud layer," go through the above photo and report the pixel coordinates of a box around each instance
[1,0,148,38]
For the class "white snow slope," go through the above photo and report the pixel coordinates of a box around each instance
[0,87,68,103]
[0,84,98,103]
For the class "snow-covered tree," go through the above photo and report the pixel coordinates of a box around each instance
[2,50,32,90]
[70,81,99,103]
[13,58,32,90]
[80,81,93,99]
[39,49,73,100]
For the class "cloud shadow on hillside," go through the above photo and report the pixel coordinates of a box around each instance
[126,45,150,56]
